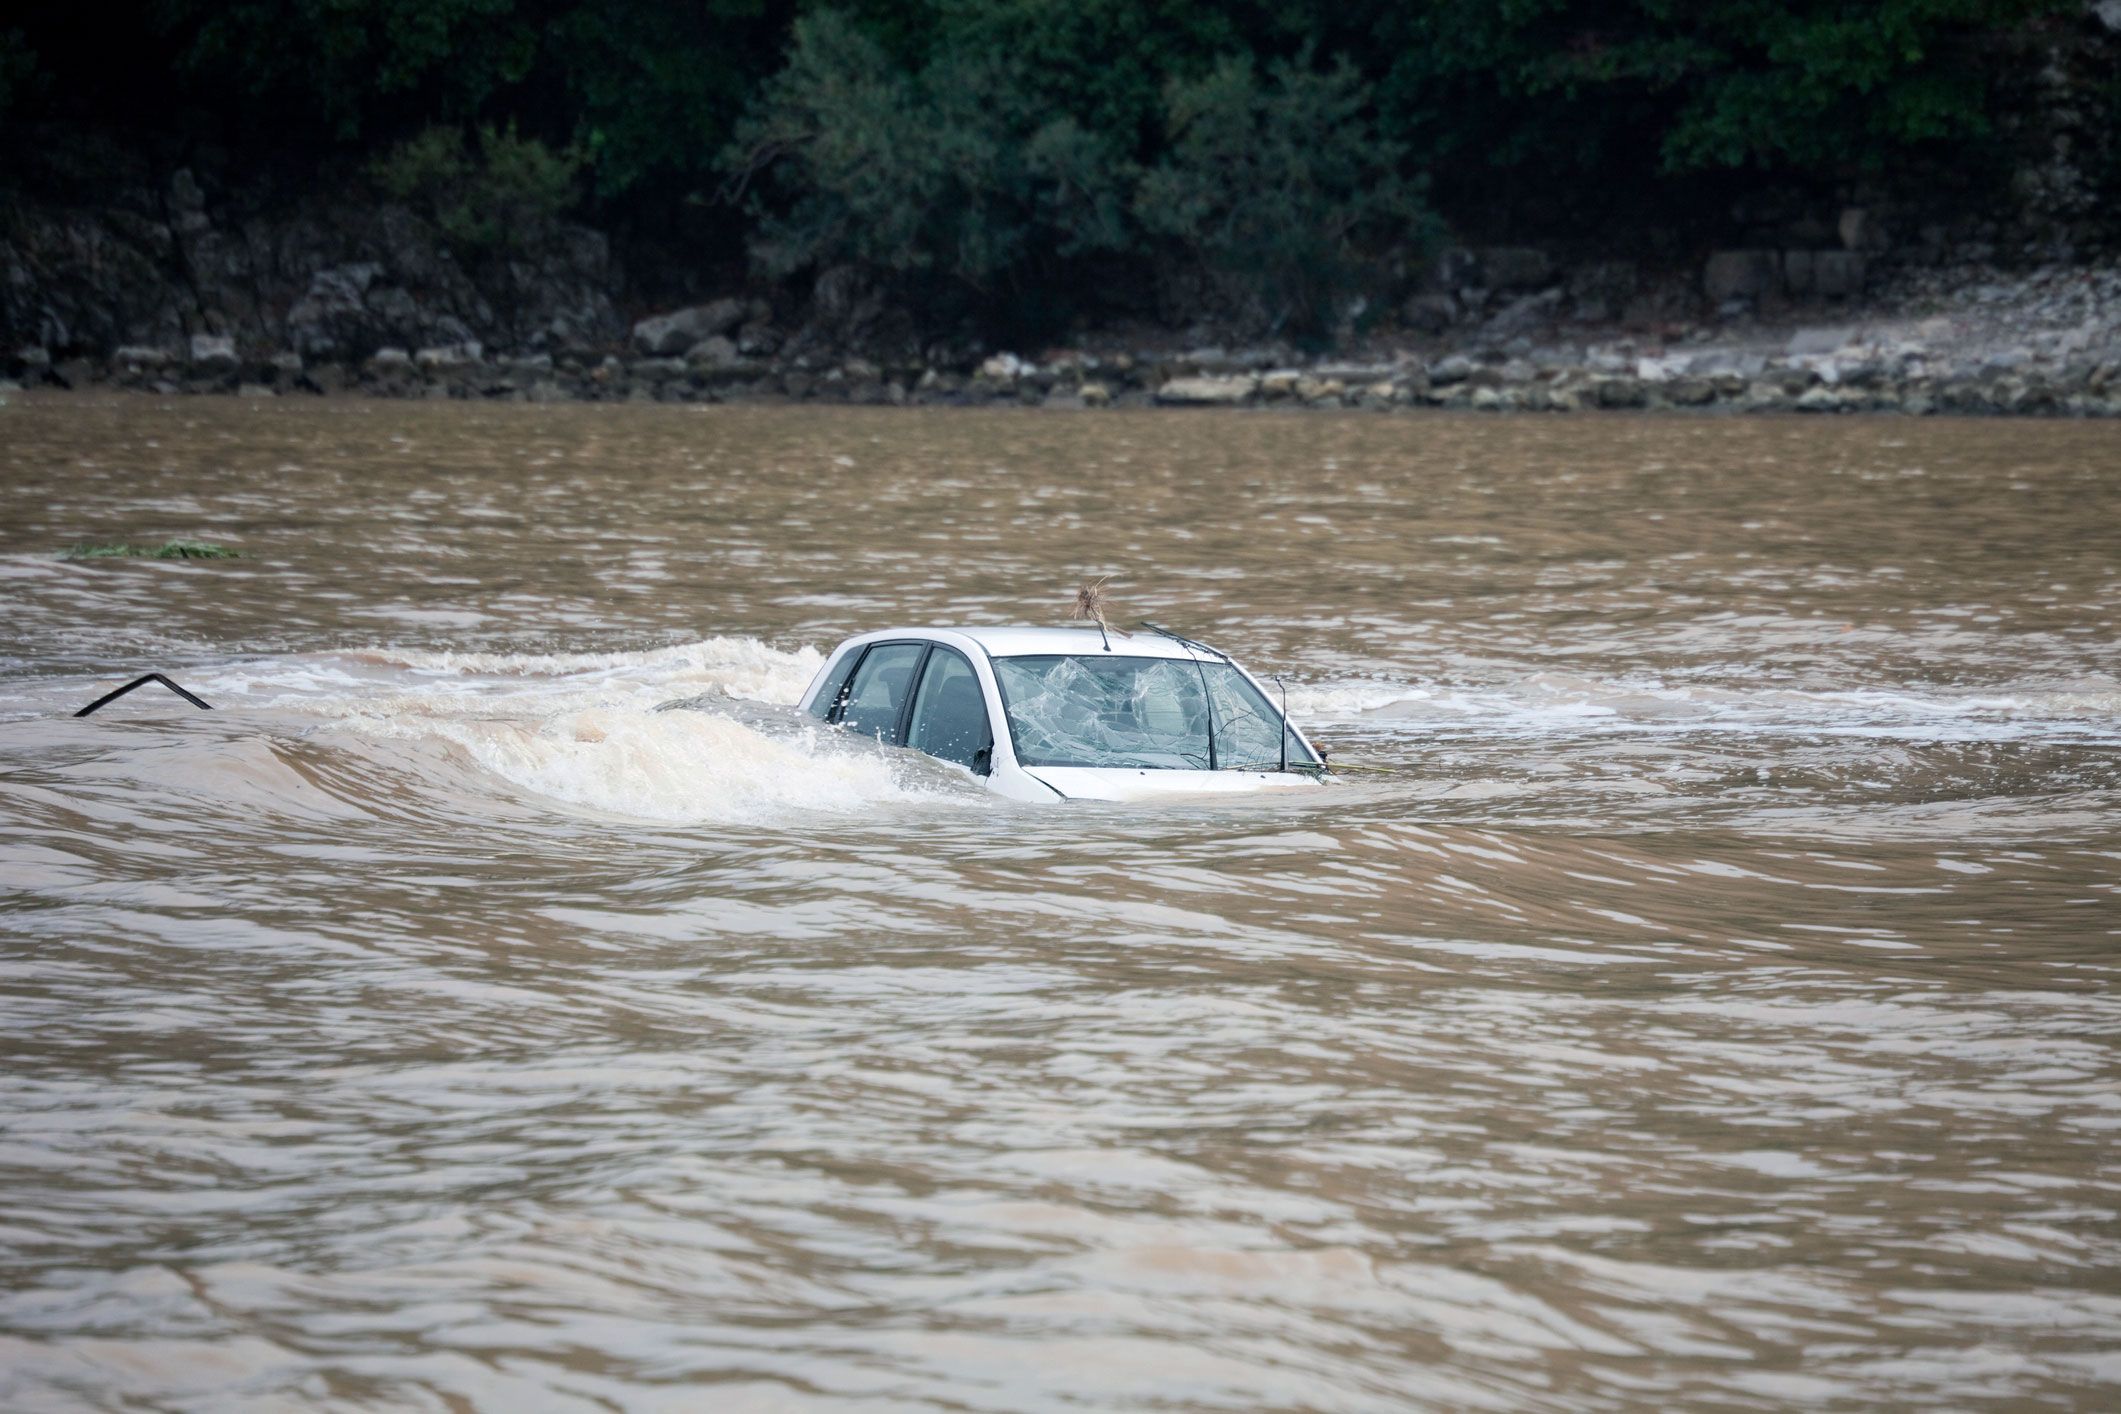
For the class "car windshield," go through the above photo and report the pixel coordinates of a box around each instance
[991,654,1315,771]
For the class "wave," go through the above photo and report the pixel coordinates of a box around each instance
[331,703,969,824]
[8,637,985,827]
[285,637,980,824]
[18,635,2115,828]
[1288,672,2121,742]
[345,635,824,703]
[187,635,826,711]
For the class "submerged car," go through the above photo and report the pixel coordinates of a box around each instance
[797,624,1327,802]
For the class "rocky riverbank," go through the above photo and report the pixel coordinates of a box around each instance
[9,259,2121,417]
[8,131,2121,419]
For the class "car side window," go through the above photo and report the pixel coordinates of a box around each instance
[808,650,863,721]
[906,647,992,772]
[837,643,925,744]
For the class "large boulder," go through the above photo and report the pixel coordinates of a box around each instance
[1429,353,1475,385]
[1783,250,1866,300]
[1402,291,1457,334]
[1838,207,1885,252]
[188,332,237,372]
[1484,289,1563,336]
[284,263,381,360]
[1782,251,1818,298]
[1703,250,1782,303]
[1429,246,1479,290]
[1311,362,1395,386]
[686,334,741,368]
[1591,376,1648,409]
[1567,261,1640,323]
[1480,247,1555,291]
[415,342,481,370]
[632,298,747,355]
[487,226,624,354]
[978,352,1025,384]
[628,356,688,382]
[1787,325,1855,356]
[1155,375,1257,405]
[168,169,208,223]
[1813,251,1867,299]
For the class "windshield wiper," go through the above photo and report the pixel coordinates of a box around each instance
[1138,623,1219,769]
[1137,622,1229,662]
[1138,622,1229,770]
[1138,622,1305,774]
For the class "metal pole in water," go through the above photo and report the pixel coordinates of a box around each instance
[75,674,214,717]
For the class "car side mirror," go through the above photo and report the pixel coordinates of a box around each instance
[972,744,993,776]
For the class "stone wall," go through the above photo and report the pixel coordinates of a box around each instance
[11,260,2118,418]
[1,162,624,367]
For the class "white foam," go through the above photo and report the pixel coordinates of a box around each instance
[172,636,822,716]
[1286,683,1420,717]
[356,635,822,702]
[1286,672,2121,743]
[177,635,968,824]
[333,636,823,705]
[342,705,943,824]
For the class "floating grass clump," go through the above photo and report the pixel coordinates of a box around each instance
[62,540,241,561]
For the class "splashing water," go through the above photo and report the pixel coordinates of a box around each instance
[345,701,966,824]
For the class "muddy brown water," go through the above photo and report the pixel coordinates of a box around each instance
[1,395,2117,1410]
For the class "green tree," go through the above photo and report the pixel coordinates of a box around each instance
[1369,0,2064,191]
[154,0,536,141]
[721,9,1132,321]
[371,123,583,256]
[5,0,2090,345]
[548,0,780,202]
[1137,52,1434,337]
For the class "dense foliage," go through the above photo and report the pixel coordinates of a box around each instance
[371,123,585,256]
[1133,52,1433,333]
[725,12,1132,294]
[0,0,2080,336]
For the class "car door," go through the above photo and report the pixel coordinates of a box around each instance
[806,647,864,722]
[904,644,993,774]
[834,642,926,745]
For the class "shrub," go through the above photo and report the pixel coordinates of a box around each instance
[1137,52,1435,338]
[371,122,581,256]
[1373,0,2066,196]
[155,0,536,142]
[720,10,1130,325]
[727,13,1436,340]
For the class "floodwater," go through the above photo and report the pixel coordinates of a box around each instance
[1,396,2117,1411]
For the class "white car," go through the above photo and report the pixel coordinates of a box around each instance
[797,624,1328,802]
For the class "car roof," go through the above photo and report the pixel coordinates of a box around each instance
[844,625,1213,661]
